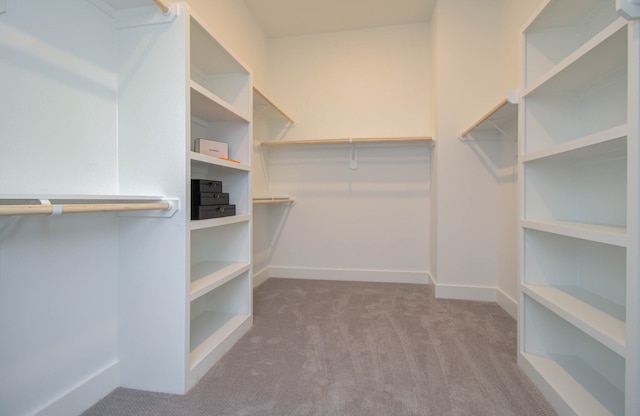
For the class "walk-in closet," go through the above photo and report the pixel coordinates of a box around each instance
[1,0,638,415]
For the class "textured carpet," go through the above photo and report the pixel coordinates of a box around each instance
[84,278,556,416]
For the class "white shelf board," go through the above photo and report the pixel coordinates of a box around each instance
[190,312,251,367]
[190,262,250,301]
[190,151,251,172]
[521,220,627,247]
[252,197,294,205]
[190,14,248,76]
[524,0,608,32]
[189,214,251,231]
[522,20,627,97]
[521,352,623,416]
[520,125,628,163]
[190,82,250,123]
[522,284,626,357]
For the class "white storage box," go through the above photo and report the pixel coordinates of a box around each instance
[195,138,228,159]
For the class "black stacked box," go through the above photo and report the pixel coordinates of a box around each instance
[191,179,236,220]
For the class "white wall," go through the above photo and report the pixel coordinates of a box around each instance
[261,24,432,283]
[431,0,510,302]
[430,0,545,315]
[267,24,431,140]
[0,0,118,195]
[495,0,546,314]
[0,1,121,415]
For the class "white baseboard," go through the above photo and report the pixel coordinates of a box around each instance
[257,268,517,320]
[35,360,119,416]
[269,266,430,285]
[435,283,519,319]
[496,288,518,319]
[435,283,497,302]
[426,272,436,286]
[252,266,271,288]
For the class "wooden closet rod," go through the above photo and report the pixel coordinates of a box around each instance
[152,0,171,14]
[0,202,172,217]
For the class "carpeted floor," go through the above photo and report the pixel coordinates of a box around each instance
[84,278,556,416]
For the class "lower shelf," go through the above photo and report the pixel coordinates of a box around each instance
[190,214,251,230]
[520,352,624,416]
[522,284,625,356]
[522,296,625,416]
[190,261,251,301]
[189,270,251,372]
[521,220,627,247]
[190,312,251,368]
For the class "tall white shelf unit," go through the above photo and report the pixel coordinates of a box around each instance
[518,0,639,415]
[112,1,253,394]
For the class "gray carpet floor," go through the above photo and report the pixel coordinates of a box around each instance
[84,278,556,416]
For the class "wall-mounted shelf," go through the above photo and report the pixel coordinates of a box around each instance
[459,90,518,141]
[253,87,294,124]
[261,136,433,146]
[252,197,295,205]
[261,136,433,170]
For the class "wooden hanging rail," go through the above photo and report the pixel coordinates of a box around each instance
[152,0,171,14]
[0,202,173,217]
[261,137,433,146]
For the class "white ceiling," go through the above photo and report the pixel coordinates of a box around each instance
[242,0,437,38]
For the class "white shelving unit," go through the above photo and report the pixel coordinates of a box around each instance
[111,1,252,394]
[518,1,639,414]
[187,4,253,388]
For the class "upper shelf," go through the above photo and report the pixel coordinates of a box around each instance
[261,137,433,146]
[253,87,294,124]
[459,90,518,141]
